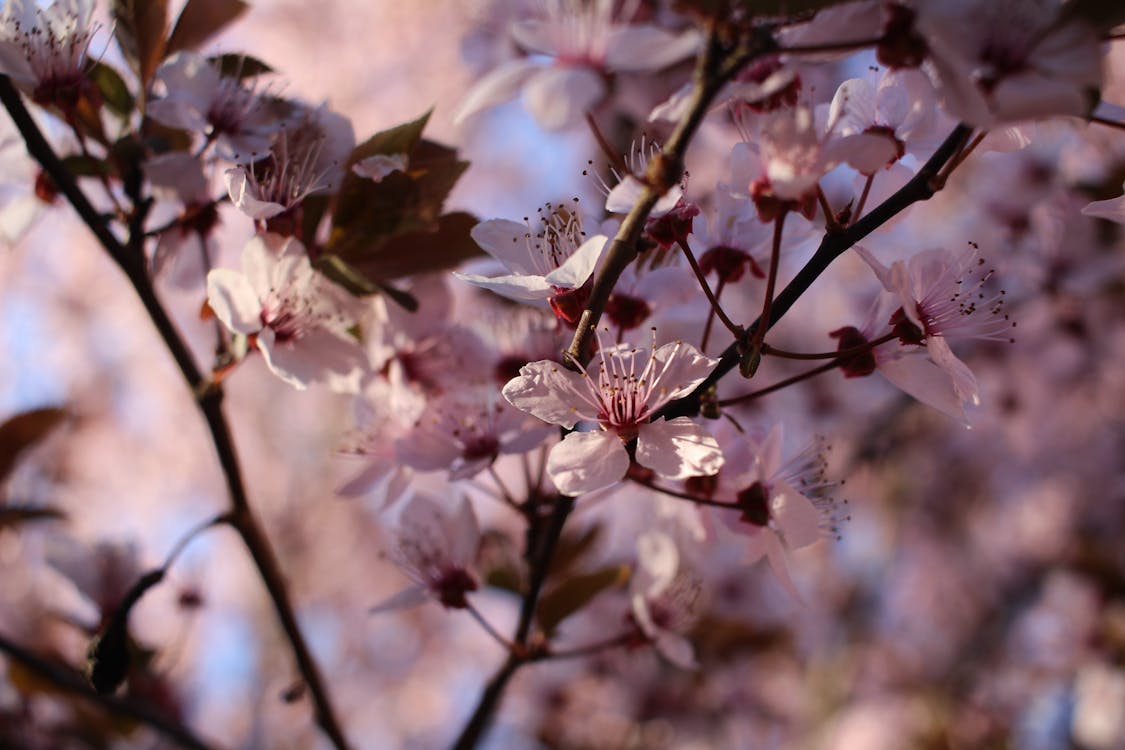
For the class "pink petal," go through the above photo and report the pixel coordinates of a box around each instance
[452,270,554,301]
[369,584,429,614]
[543,234,607,289]
[226,167,287,220]
[521,66,606,131]
[546,430,629,495]
[469,218,536,274]
[772,480,822,550]
[636,417,723,481]
[206,269,262,335]
[453,58,538,125]
[878,352,968,424]
[502,360,590,429]
[605,26,701,72]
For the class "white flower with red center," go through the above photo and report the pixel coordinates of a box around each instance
[711,424,831,600]
[916,0,1103,127]
[0,0,95,106]
[855,244,1015,411]
[825,69,940,175]
[454,201,608,324]
[453,0,700,130]
[394,388,555,481]
[502,332,723,496]
[371,494,481,613]
[206,233,367,392]
[147,52,276,159]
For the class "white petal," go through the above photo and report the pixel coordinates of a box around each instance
[654,631,698,670]
[369,584,429,614]
[547,431,629,496]
[606,26,701,72]
[206,269,262,335]
[1082,192,1125,225]
[635,418,723,481]
[521,66,606,131]
[260,329,366,392]
[772,480,821,550]
[225,167,287,219]
[877,352,967,424]
[453,59,539,125]
[469,218,537,274]
[634,530,678,597]
[926,336,979,406]
[648,342,717,401]
[502,360,590,428]
[543,234,607,289]
[452,270,554,301]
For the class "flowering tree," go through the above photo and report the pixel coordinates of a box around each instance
[1,1,1124,748]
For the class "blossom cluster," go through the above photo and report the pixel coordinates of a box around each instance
[0,0,1123,748]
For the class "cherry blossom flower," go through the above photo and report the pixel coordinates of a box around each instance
[825,68,940,175]
[454,200,608,324]
[711,424,830,600]
[371,494,481,612]
[503,332,722,496]
[453,0,700,130]
[394,388,554,480]
[148,52,276,159]
[206,233,366,391]
[629,530,701,669]
[916,0,1103,127]
[854,244,1015,414]
[604,139,684,218]
[0,0,96,107]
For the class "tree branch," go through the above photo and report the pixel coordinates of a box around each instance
[0,632,219,750]
[0,75,350,750]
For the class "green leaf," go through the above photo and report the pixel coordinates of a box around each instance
[111,0,169,89]
[208,53,273,80]
[89,62,134,119]
[537,565,630,636]
[0,407,66,484]
[0,505,65,531]
[166,0,249,55]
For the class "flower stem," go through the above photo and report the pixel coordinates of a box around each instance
[679,238,741,339]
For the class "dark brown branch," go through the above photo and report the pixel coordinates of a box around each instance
[659,122,974,420]
[0,75,351,750]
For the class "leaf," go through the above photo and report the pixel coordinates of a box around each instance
[1057,0,1125,32]
[61,154,116,179]
[0,505,66,530]
[208,53,274,79]
[548,524,603,577]
[89,62,134,119]
[338,211,481,283]
[166,0,249,55]
[313,254,419,311]
[536,565,629,635]
[0,407,66,483]
[111,0,170,89]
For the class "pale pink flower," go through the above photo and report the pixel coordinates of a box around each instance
[371,494,480,612]
[711,424,829,600]
[502,333,723,496]
[453,0,700,130]
[454,201,608,324]
[629,530,701,669]
[854,244,1015,414]
[916,0,1103,126]
[143,151,215,286]
[825,69,941,175]
[206,233,366,391]
[147,52,276,159]
[226,104,355,222]
[0,0,95,104]
[394,388,554,480]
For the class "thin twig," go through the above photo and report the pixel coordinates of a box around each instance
[678,238,741,338]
